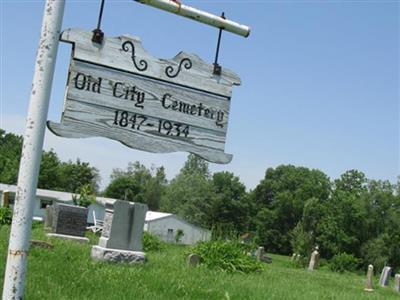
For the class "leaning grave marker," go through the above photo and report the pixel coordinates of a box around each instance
[47,28,241,164]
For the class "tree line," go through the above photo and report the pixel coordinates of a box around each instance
[1,129,399,272]
[0,129,99,193]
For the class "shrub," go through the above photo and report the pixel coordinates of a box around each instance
[143,231,165,251]
[72,184,96,208]
[190,240,263,273]
[329,253,360,273]
[290,222,313,259]
[0,207,12,225]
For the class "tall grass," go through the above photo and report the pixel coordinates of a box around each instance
[0,225,398,299]
[190,240,263,273]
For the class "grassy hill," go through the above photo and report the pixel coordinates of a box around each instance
[0,224,398,299]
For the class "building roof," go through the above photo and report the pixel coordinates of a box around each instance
[145,211,172,221]
[0,183,74,202]
[0,183,119,205]
[0,183,174,223]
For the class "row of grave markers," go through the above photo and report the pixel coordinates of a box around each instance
[365,265,400,292]
[292,247,400,293]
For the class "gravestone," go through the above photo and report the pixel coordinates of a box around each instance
[44,205,54,229]
[291,253,296,261]
[91,200,148,264]
[308,246,320,271]
[379,266,392,287]
[394,274,400,292]
[46,203,89,243]
[1,190,10,207]
[364,264,374,292]
[256,247,265,261]
[187,254,201,267]
[255,246,272,263]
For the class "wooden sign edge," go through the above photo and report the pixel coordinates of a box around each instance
[46,121,233,164]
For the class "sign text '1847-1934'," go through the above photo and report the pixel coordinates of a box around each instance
[47,28,241,164]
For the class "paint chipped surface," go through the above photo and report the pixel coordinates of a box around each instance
[2,0,65,299]
[9,250,28,257]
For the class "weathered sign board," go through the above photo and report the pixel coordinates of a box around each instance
[47,28,240,163]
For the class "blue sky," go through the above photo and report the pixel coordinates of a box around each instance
[1,0,398,190]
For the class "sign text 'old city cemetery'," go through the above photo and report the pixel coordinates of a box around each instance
[47,29,241,163]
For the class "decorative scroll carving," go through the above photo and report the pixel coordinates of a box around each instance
[121,41,148,72]
[165,58,192,78]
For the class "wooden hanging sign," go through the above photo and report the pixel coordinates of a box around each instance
[47,28,240,163]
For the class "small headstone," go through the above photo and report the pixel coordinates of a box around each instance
[91,200,148,264]
[394,274,400,292]
[291,253,296,261]
[379,266,392,287]
[1,190,10,208]
[295,254,301,262]
[254,246,272,263]
[44,205,54,229]
[256,246,265,261]
[46,203,89,243]
[364,264,374,292]
[308,246,320,271]
[187,254,201,267]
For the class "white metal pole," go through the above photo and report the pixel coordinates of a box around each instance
[135,0,251,38]
[2,1,65,299]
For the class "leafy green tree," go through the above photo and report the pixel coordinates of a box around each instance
[291,171,400,272]
[0,129,23,184]
[58,159,99,193]
[292,170,369,259]
[359,179,400,271]
[291,197,326,257]
[181,154,210,178]
[104,162,166,210]
[161,154,214,226]
[104,176,138,201]
[253,165,331,254]
[38,149,62,190]
[161,170,214,226]
[0,129,99,193]
[209,172,250,234]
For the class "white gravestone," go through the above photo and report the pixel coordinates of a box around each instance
[379,266,392,287]
[364,264,374,292]
[394,274,400,292]
[308,247,320,271]
[91,200,148,264]
[256,246,265,261]
[47,28,241,164]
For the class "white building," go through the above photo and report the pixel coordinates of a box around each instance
[0,183,107,224]
[0,184,211,245]
[144,211,211,245]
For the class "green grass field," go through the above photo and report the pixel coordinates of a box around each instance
[0,224,398,299]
